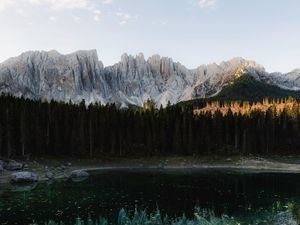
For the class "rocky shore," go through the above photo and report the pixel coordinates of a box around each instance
[2,156,300,184]
[0,158,89,184]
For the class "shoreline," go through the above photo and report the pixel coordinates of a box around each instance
[2,156,300,184]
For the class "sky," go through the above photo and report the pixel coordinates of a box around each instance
[0,0,300,73]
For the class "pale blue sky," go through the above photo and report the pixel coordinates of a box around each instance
[0,0,299,72]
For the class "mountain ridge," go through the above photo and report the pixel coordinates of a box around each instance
[0,50,299,107]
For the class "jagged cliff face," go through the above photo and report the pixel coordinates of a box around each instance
[0,50,110,104]
[103,53,194,106]
[0,50,298,107]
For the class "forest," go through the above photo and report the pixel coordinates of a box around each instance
[1,94,300,158]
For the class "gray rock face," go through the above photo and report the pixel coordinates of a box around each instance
[0,50,297,107]
[103,53,195,106]
[11,171,38,183]
[0,50,109,105]
[259,69,300,91]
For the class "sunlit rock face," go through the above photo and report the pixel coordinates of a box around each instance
[259,69,300,91]
[0,50,298,107]
[188,57,267,99]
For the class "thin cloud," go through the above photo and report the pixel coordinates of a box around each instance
[102,0,114,4]
[49,16,57,22]
[16,8,28,17]
[0,0,94,11]
[115,11,138,25]
[93,9,101,22]
[71,15,81,22]
[0,0,13,11]
[45,0,93,11]
[0,0,103,23]
[119,20,127,25]
[28,0,41,4]
[198,0,216,8]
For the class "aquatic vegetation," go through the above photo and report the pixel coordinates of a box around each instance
[27,206,300,225]
[28,208,238,225]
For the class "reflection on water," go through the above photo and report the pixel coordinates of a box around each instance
[11,183,38,193]
[1,169,300,225]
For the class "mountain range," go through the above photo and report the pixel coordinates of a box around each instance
[0,50,300,107]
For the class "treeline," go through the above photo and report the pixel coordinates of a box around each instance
[1,94,300,158]
[195,97,300,115]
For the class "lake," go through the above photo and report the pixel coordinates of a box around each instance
[1,168,300,225]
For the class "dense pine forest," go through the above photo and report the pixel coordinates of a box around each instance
[1,94,300,158]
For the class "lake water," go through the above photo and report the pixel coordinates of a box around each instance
[1,168,300,225]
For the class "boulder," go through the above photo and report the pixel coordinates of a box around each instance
[0,160,4,166]
[56,165,66,172]
[5,160,23,171]
[11,172,38,183]
[45,171,54,179]
[0,160,7,168]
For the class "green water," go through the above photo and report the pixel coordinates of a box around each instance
[1,168,300,225]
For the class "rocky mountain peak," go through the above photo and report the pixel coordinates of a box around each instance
[0,50,299,107]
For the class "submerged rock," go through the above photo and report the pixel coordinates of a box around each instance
[70,170,89,182]
[56,165,66,172]
[11,171,38,183]
[11,182,38,192]
[0,160,7,168]
[0,164,4,172]
[71,176,88,182]
[5,160,23,171]
[64,171,70,178]
[45,171,54,180]
[71,170,89,178]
